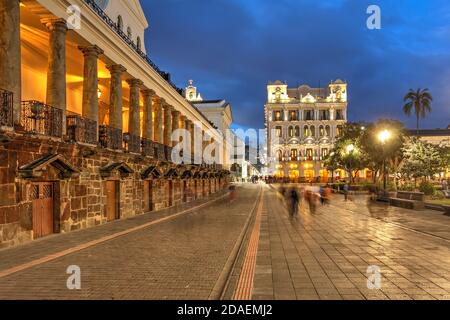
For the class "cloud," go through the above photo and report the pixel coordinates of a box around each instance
[142,0,450,129]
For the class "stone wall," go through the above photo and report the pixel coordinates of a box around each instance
[0,132,229,249]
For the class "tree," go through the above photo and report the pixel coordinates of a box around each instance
[401,138,443,182]
[328,123,367,184]
[359,119,407,190]
[403,88,433,133]
[323,151,340,183]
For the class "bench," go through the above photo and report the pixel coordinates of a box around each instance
[389,191,425,210]
[443,205,450,216]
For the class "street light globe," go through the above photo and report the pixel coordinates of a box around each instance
[378,129,392,144]
[346,144,355,154]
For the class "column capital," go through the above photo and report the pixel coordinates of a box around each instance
[78,45,104,57]
[107,64,127,75]
[172,109,181,116]
[163,103,173,112]
[41,18,68,33]
[181,116,188,122]
[142,88,156,97]
[126,78,143,88]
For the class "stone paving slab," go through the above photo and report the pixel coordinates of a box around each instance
[0,186,260,300]
[0,190,228,272]
[252,186,450,300]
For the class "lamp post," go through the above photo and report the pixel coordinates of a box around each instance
[343,143,356,184]
[378,129,392,196]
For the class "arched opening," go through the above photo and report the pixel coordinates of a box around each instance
[310,126,316,137]
[276,150,283,162]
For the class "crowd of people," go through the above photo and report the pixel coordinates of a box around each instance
[278,183,333,217]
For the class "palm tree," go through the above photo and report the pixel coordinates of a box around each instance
[403,88,433,133]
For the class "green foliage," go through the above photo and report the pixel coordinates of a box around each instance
[419,181,436,196]
[398,183,415,192]
[401,139,444,179]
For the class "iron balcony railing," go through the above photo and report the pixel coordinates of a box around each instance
[0,89,13,127]
[99,125,122,150]
[67,113,98,145]
[141,138,156,158]
[123,133,141,154]
[21,101,63,138]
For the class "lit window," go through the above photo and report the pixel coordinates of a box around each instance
[276,126,282,137]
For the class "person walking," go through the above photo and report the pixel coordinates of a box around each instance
[442,179,448,191]
[319,185,325,205]
[343,182,349,201]
[289,188,299,218]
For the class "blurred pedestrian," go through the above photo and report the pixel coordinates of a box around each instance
[289,188,299,217]
[343,182,349,201]
[442,179,448,191]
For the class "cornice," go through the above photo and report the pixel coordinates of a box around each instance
[35,0,221,141]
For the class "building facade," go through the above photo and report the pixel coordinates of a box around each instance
[185,80,234,170]
[0,0,229,248]
[265,80,348,182]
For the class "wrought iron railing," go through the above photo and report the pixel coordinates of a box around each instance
[123,133,141,154]
[151,142,165,161]
[99,125,122,150]
[21,101,63,138]
[67,113,98,145]
[141,138,155,158]
[164,145,173,162]
[0,89,13,127]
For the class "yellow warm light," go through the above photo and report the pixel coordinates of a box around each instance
[378,129,392,144]
[346,144,355,153]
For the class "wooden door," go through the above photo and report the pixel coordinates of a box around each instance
[106,181,119,221]
[32,183,54,239]
[183,181,187,202]
[168,180,173,207]
[146,180,153,211]
[194,180,197,200]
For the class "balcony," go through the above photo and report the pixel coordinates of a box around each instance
[99,125,122,150]
[20,101,63,138]
[123,133,141,154]
[141,138,156,158]
[0,89,13,128]
[67,113,98,145]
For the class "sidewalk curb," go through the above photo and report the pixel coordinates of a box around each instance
[0,191,230,280]
[208,185,263,300]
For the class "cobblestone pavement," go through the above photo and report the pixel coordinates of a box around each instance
[252,186,450,300]
[0,185,260,300]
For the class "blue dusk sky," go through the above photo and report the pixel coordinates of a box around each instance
[141,0,450,130]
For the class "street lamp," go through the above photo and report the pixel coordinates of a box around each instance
[346,144,355,154]
[377,129,392,196]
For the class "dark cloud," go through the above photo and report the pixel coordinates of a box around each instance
[142,0,450,129]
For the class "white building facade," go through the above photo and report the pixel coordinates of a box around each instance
[265,80,348,182]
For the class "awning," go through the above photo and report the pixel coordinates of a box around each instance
[100,162,134,179]
[18,154,80,179]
